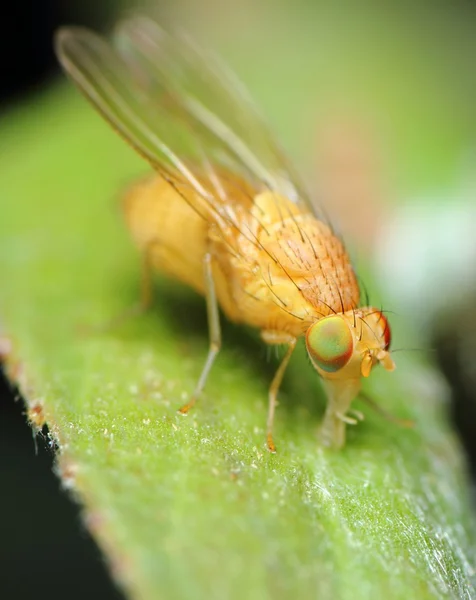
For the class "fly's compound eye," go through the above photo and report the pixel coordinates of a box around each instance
[306,316,354,373]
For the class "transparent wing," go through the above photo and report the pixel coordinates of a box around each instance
[114,16,314,205]
[55,16,317,221]
[55,25,224,225]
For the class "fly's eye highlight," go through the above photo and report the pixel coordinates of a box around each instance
[306,316,353,373]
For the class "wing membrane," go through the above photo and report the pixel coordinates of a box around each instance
[55,27,226,219]
[114,17,311,203]
[55,17,317,221]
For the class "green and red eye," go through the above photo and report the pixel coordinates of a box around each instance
[305,316,354,373]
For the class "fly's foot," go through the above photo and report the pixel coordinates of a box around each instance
[266,433,277,453]
[349,409,365,422]
[335,412,359,425]
[178,398,196,415]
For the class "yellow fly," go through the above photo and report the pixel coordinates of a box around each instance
[55,16,395,451]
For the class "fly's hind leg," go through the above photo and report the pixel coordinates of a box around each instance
[261,331,297,453]
[110,238,158,323]
[136,239,157,312]
[178,253,221,415]
[80,239,159,336]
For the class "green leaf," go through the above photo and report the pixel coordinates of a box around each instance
[1,86,475,600]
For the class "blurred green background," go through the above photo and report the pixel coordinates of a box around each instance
[1,1,476,599]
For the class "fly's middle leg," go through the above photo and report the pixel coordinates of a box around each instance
[178,252,221,415]
[260,331,297,453]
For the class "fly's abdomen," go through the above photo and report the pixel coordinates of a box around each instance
[123,176,208,294]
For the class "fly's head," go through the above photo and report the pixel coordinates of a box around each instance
[304,308,395,448]
[305,308,394,381]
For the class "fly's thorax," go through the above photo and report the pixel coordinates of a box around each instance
[250,192,360,315]
[305,308,395,382]
[208,189,362,336]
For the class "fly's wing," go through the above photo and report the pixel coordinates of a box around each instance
[114,17,313,207]
[55,24,227,226]
[55,17,322,227]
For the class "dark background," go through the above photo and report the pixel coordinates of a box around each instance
[0,1,121,106]
[1,4,125,598]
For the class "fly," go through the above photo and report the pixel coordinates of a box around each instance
[55,16,395,451]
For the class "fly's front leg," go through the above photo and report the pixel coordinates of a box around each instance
[178,253,221,415]
[261,331,297,453]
